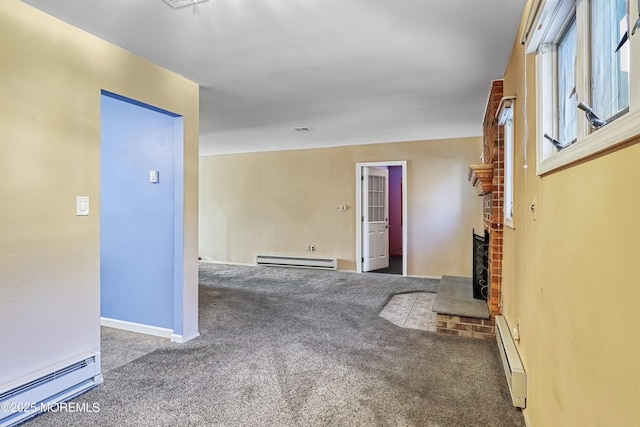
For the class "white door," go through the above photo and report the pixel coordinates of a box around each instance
[362,166,389,272]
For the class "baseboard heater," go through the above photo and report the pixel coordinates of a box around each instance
[256,255,337,270]
[0,352,103,427]
[495,315,527,408]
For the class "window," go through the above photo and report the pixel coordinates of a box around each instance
[557,18,577,147]
[498,98,515,228]
[525,0,638,174]
[367,175,385,222]
[591,0,630,121]
[504,117,515,228]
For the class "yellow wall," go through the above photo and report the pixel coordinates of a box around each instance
[200,137,484,277]
[0,0,198,386]
[501,25,640,427]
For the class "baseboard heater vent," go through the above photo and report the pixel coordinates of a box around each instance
[495,315,526,408]
[256,255,337,270]
[0,352,102,427]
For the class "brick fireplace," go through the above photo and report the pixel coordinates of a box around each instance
[469,80,504,318]
[433,80,504,339]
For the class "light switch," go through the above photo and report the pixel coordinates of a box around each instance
[76,196,89,216]
[149,170,159,183]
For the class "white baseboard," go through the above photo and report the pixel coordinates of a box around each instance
[100,317,173,339]
[523,408,532,427]
[171,332,200,343]
[199,259,255,267]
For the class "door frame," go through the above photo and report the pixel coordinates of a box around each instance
[361,166,390,272]
[355,161,408,276]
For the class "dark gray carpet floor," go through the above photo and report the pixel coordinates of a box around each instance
[26,263,524,427]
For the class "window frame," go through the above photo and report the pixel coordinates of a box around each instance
[503,112,515,229]
[526,0,639,175]
[497,97,516,229]
[589,0,630,123]
[556,16,578,148]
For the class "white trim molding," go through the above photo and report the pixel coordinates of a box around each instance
[538,107,640,175]
[100,317,173,339]
[171,332,200,343]
[531,0,640,175]
[355,161,408,276]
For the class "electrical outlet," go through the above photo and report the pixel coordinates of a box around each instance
[513,324,521,342]
[310,245,316,252]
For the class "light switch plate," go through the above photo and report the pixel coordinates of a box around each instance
[149,170,159,183]
[76,196,89,216]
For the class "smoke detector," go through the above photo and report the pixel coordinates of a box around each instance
[162,0,208,9]
[292,127,312,132]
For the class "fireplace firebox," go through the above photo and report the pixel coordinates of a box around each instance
[472,229,489,300]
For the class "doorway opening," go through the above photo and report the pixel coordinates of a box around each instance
[355,161,407,276]
[100,90,186,341]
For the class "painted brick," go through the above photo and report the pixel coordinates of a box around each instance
[471,325,496,334]
[478,79,505,321]
[436,315,496,339]
[453,323,472,331]
[437,328,459,336]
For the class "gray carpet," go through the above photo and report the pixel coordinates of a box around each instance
[26,263,524,427]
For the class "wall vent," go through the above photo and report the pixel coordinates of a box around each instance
[495,315,527,408]
[0,353,102,427]
[162,0,208,9]
[256,255,337,270]
[292,127,312,132]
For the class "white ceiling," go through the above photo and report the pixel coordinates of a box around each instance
[21,0,527,155]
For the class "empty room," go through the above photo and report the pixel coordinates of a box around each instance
[2,1,639,426]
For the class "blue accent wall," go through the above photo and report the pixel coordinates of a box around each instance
[100,92,182,330]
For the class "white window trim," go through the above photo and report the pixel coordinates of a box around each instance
[504,126,515,228]
[538,107,640,174]
[527,0,640,175]
[498,97,516,229]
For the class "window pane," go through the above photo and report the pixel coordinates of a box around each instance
[591,0,629,121]
[504,119,514,225]
[558,18,577,146]
[368,176,385,222]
